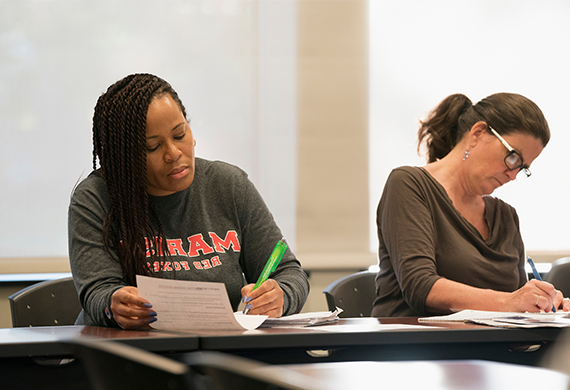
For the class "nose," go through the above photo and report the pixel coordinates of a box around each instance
[164,142,182,162]
[505,169,518,182]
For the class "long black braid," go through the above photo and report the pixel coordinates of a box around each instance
[92,74,188,285]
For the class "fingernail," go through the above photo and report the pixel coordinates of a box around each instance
[149,317,157,323]
[245,297,252,303]
[241,296,246,303]
[143,303,153,308]
[246,304,252,310]
[149,311,157,317]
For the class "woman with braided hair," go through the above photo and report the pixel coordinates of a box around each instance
[371,92,570,317]
[68,74,309,329]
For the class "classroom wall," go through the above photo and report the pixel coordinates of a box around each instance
[296,0,373,269]
[0,0,369,326]
[2,0,569,327]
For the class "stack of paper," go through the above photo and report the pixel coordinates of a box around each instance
[419,309,570,328]
[259,309,343,328]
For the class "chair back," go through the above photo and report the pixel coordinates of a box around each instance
[65,338,196,390]
[64,338,326,390]
[545,257,570,297]
[182,350,325,390]
[322,271,377,318]
[8,277,81,327]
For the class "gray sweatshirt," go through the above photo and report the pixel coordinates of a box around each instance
[68,158,309,326]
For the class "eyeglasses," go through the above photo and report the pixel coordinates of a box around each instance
[488,126,531,177]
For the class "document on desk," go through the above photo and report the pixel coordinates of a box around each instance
[419,309,570,328]
[136,275,267,332]
[259,309,342,328]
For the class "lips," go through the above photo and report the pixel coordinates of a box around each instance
[168,166,188,179]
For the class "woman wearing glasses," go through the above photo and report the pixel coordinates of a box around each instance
[371,93,570,317]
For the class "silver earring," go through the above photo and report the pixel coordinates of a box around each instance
[463,150,470,161]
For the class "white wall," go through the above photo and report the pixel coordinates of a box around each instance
[369,0,570,253]
[0,0,297,258]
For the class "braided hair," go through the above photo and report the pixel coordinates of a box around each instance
[92,73,188,285]
[417,93,550,163]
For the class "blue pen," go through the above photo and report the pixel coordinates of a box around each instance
[527,256,556,312]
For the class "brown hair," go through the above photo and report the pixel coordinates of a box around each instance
[418,93,550,163]
[92,73,187,285]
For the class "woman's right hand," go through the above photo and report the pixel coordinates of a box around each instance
[507,279,562,313]
[110,286,157,330]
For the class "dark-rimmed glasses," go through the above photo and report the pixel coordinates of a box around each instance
[488,126,531,177]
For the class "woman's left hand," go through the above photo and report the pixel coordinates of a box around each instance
[555,291,570,312]
[241,279,284,318]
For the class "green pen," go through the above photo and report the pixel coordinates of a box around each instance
[243,238,288,314]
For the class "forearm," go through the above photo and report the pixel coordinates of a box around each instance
[425,278,509,314]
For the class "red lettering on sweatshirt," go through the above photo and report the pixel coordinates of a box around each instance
[145,237,165,257]
[209,231,241,252]
[187,234,215,256]
[167,239,187,256]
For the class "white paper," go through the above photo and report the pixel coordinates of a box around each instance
[136,275,267,331]
[419,309,570,327]
[260,309,342,328]
[470,316,570,328]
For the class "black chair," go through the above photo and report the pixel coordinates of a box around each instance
[181,348,325,390]
[64,338,325,390]
[8,277,81,327]
[322,271,376,318]
[545,257,570,297]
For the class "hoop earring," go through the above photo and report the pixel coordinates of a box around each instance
[463,150,470,161]
[194,139,197,147]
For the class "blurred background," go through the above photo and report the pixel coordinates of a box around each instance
[1,0,569,326]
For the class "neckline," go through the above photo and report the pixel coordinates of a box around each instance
[418,166,491,242]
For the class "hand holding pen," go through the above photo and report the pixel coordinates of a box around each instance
[242,238,288,316]
[526,257,568,313]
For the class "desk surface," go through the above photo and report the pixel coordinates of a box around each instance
[195,317,563,365]
[0,318,563,364]
[0,325,199,358]
[266,360,570,390]
[197,317,562,349]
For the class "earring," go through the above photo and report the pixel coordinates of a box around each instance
[194,139,197,146]
[463,150,470,161]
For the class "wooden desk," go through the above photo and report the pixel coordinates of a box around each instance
[262,360,570,390]
[0,319,565,389]
[0,325,199,358]
[196,317,563,366]
[0,318,562,365]
[0,326,199,390]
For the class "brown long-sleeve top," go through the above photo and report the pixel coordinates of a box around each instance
[371,166,526,317]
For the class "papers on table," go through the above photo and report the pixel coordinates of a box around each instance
[137,275,267,332]
[419,309,570,328]
[136,275,342,332]
[259,309,342,328]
